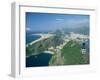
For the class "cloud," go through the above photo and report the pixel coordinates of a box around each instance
[26,27,30,31]
[56,18,64,21]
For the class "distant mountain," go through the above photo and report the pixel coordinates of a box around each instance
[63,27,89,35]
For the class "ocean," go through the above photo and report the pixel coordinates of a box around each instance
[26,32,41,44]
[26,53,52,67]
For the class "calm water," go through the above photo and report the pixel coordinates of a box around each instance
[26,53,52,67]
[26,32,41,44]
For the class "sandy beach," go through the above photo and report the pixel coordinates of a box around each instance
[29,33,53,45]
[43,51,54,54]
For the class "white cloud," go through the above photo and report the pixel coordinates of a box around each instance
[26,27,30,31]
[56,18,64,21]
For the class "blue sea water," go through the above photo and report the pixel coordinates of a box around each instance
[26,53,52,67]
[26,32,41,44]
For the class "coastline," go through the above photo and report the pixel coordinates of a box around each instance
[29,33,53,45]
[43,51,54,54]
[26,50,54,58]
[27,32,89,55]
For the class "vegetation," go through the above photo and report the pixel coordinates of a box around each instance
[49,52,64,66]
[61,40,87,65]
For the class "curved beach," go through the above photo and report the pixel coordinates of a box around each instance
[29,33,53,45]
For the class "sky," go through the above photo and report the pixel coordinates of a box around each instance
[26,12,89,32]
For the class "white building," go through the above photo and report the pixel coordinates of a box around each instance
[81,49,86,54]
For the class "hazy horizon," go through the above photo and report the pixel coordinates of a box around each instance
[26,12,89,32]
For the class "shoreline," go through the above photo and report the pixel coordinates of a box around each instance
[29,33,53,45]
[43,51,54,54]
[27,32,88,46]
[26,50,54,58]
